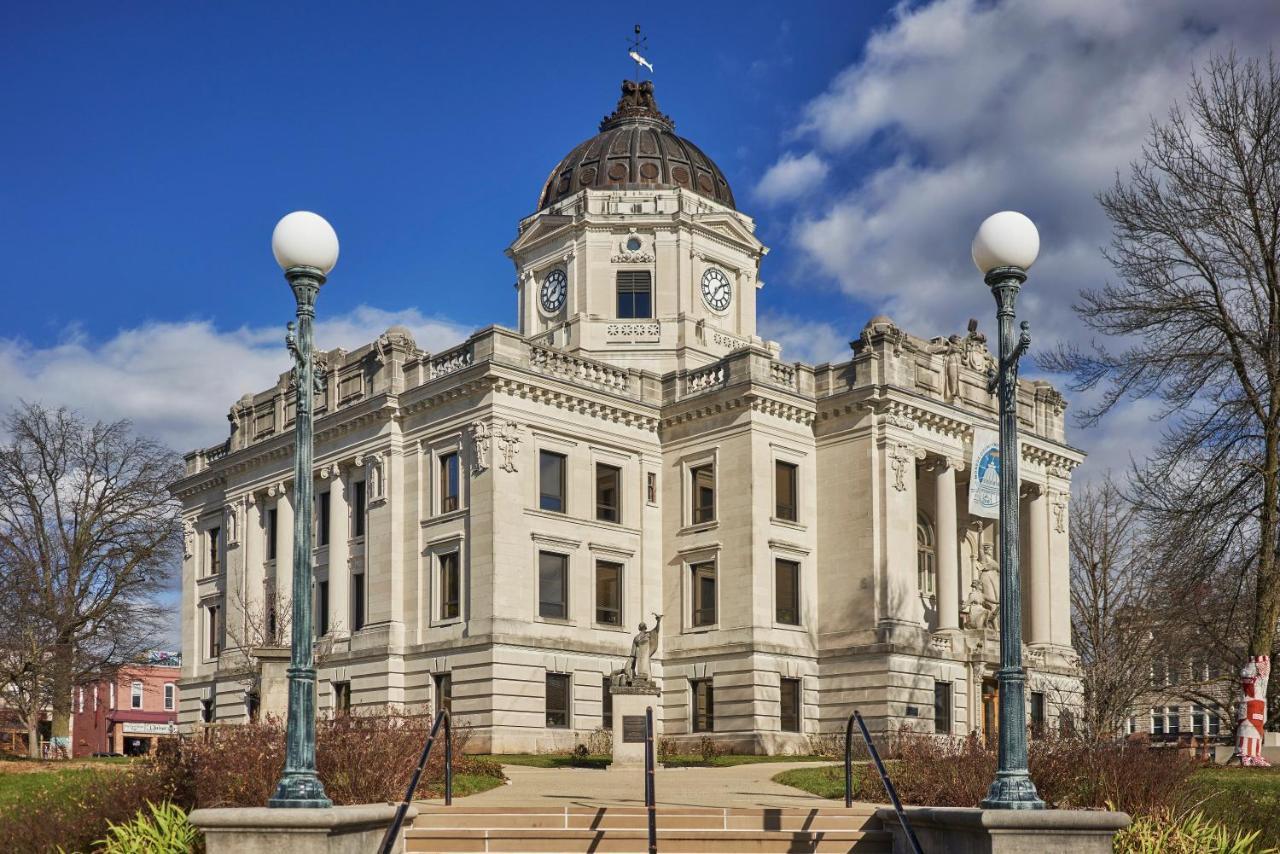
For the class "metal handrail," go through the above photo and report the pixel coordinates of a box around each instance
[377,709,451,854]
[846,711,923,854]
[644,706,657,854]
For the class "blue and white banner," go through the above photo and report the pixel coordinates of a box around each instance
[968,428,1001,520]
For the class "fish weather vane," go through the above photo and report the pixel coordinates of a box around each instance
[628,24,653,78]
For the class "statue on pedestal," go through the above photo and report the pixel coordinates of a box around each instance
[963,543,1000,630]
[611,613,662,688]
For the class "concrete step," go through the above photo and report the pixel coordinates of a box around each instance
[405,807,892,853]
[403,827,892,853]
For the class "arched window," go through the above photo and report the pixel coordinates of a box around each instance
[917,512,936,599]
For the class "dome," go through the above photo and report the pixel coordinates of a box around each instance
[538,80,736,211]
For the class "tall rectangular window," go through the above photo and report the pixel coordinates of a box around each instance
[934,681,952,734]
[266,507,279,561]
[595,561,622,626]
[317,580,330,635]
[691,679,714,732]
[646,472,657,504]
[333,682,351,716]
[775,461,798,522]
[1209,710,1221,736]
[602,676,613,730]
[318,490,331,546]
[1167,706,1181,737]
[775,558,800,625]
[131,680,143,710]
[207,527,221,576]
[1030,692,1045,737]
[546,673,571,728]
[435,673,452,717]
[353,480,367,537]
[440,452,460,513]
[595,464,621,523]
[690,465,715,524]
[206,604,221,658]
[439,552,460,620]
[164,683,175,712]
[780,678,801,733]
[539,552,569,619]
[1192,704,1205,736]
[352,573,366,631]
[691,561,717,628]
[539,451,566,512]
[616,270,652,319]
[1152,707,1164,737]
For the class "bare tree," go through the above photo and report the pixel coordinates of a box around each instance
[0,403,181,753]
[1044,52,1280,730]
[1069,477,1163,740]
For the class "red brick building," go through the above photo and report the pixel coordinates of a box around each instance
[72,656,181,757]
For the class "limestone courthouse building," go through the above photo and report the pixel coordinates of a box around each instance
[173,80,1082,753]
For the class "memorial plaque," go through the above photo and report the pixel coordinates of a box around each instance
[622,715,647,743]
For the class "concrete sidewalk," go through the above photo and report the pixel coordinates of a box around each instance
[423,761,850,809]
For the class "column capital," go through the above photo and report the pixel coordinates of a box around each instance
[1020,481,1046,499]
[925,453,966,473]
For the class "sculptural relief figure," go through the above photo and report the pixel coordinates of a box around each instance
[611,613,663,687]
[182,519,196,560]
[927,335,964,402]
[963,544,1000,630]
[1236,655,1272,767]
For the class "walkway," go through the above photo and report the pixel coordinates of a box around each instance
[422,761,850,809]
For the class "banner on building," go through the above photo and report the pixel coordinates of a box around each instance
[968,428,1001,520]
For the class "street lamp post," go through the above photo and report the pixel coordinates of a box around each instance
[973,211,1045,811]
[267,211,338,809]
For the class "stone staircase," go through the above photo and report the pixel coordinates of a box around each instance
[404,805,893,853]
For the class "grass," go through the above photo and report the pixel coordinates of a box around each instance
[488,753,612,769]
[0,766,115,809]
[489,752,832,770]
[1189,765,1280,849]
[428,771,506,798]
[772,763,862,800]
[661,753,831,768]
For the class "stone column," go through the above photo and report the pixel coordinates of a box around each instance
[242,495,264,646]
[275,486,294,622]
[934,460,961,631]
[326,465,350,637]
[1048,488,1072,648]
[1027,485,1051,646]
[880,439,926,631]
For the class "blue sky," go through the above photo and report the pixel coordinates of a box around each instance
[2,1,886,348]
[3,0,1278,482]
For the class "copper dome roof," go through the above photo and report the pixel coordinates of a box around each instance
[538,80,736,211]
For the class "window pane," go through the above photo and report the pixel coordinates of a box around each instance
[595,561,622,625]
[596,464,621,522]
[267,508,278,560]
[540,451,566,512]
[354,481,367,536]
[691,465,715,524]
[602,676,613,729]
[934,681,952,734]
[319,491,331,545]
[208,527,220,575]
[692,562,717,627]
[435,674,452,716]
[546,673,570,728]
[441,453,460,513]
[539,552,568,619]
[775,559,799,625]
[780,678,801,732]
[616,270,653,319]
[352,573,365,630]
[317,580,329,635]
[440,553,460,620]
[775,461,797,521]
[692,679,714,732]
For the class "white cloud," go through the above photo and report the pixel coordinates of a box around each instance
[754,151,830,205]
[781,0,1279,347]
[758,312,849,366]
[0,306,472,453]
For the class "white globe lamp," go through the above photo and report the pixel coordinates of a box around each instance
[271,211,340,274]
[971,211,1039,275]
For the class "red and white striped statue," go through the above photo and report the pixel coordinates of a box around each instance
[1236,655,1271,767]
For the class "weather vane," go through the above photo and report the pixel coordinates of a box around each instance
[628,24,653,79]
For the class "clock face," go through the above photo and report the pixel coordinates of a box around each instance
[539,269,567,313]
[700,268,732,312]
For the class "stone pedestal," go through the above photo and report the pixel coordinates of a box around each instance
[875,807,1129,854]
[610,683,660,768]
[253,646,292,719]
[190,803,413,854]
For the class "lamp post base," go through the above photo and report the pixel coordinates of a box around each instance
[268,772,332,809]
[980,772,1045,810]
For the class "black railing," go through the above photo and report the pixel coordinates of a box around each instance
[846,711,923,854]
[377,709,451,854]
[644,706,657,854]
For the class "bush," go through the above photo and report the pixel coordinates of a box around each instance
[1113,808,1276,854]
[161,711,500,808]
[94,801,200,854]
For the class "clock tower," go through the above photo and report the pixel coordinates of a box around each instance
[506,79,771,374]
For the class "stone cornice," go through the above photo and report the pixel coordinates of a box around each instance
[491,374,659,433]
[661,387,815,429]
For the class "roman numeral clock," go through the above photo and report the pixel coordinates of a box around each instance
[700,267,732,312]
[539,268,567,313]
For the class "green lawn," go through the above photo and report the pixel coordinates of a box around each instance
[435,771,506,798]
[661,753,832,768]
[486,753,612,769]
[772,763,856,799]
[0,766,117,809]
[488,752,832,770]
[1189,766,1280,848]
